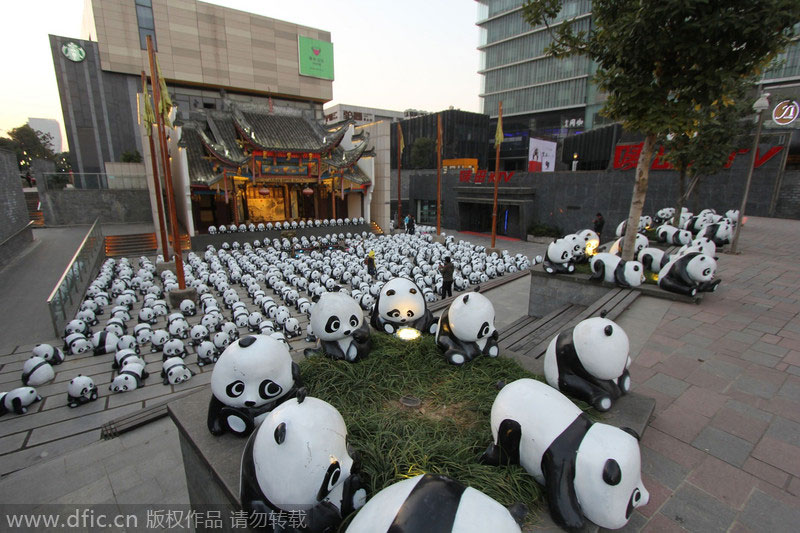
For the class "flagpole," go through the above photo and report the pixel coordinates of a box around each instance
[147,35,185,290]
[397,122,403,232]
[141,71,169,259]
[491,101,503,249]
[436,113,442,235]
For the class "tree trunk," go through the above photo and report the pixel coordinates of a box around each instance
[621,133,657,261]
[674,167,686,228]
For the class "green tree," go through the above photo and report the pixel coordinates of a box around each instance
[55,152,72,173]
[410,137,436,169]
[121,149,143,163]
[0,124,56,171]
[523,0,800,260]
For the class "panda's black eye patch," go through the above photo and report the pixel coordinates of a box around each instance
[349,315,359,328]
[317,461,342,501]
[226,380,245,398]
[406,310,414,317]
[604,325,613,336]
[325,316,341,333]
[409,288,417,294]
[478,322,490,338]
[259,379,282,399]
[388,309,400,318]
[386,289,395,296]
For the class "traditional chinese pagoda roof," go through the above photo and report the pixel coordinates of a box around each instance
[323,132,371,169]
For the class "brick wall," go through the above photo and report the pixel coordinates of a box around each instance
[775,171,800,219]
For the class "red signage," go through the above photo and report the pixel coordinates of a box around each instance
[458,170,515,184]
[613,143,783,171]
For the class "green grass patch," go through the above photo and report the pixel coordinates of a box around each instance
[299,334,545,523]
[576,260,658,285]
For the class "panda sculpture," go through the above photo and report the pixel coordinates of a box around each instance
[544,316,631,411]
[656,225,692,246]
[21,356,55,387]
[162,357,194,385]
[67,375,98,407]
[370,278,436,335]
[92,331,120,356]
[435,291,499,366]
[589,253,645,288]
[308,292,372,363]
[637,247,671,273]
[109,362,148,393]
[112,348,145,370]
[542,238,575,274]
[657,252,720,296]
[240,392,366,532]
[698,221,733,247]
[608,234,649,257]
[345,473,522,533]
[207,334,301,437]
[32,343,66,365]
[480,379,649,531]
[64,333,93,356]
[196,341,219,367]
[0,387,41,416]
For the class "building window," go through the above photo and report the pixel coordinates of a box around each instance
[417,200,438,225]
[135,0,156,50]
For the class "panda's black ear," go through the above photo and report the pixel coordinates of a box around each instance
[600,310,608,318]
[296,387,307,403]
[604,325,613,336]
[621,426,641,440]
[463,294,469,303]
[274,422,286,445]
[474,285,481,293]
[603,459,622,486]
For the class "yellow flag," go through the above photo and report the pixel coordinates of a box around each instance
[495,112,503,147]
[140,77,156,137]
[398,123,405,155]
[155,54,173,128]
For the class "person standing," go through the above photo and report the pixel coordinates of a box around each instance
[408,216,416,235]
[365,250,377,277]
[404,214,411,233]
[594,212,605,241]
[438,257,454,299]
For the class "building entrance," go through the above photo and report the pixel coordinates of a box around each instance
[458,202,519,237]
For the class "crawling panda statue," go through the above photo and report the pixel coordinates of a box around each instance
[162,357,194,385]
[657,252,720,297]
[656,224,692,246]
[480,379,649,531]
[32,344,66,365]
[637,247,671,273]
[21,356,55,386]
[64,333,93,356]
[542,238,575,274]
[589,253,645,288]
[608,234,649,257]
[109,362,148,393]
[0,387,41,415]
[698,221,733,247]
[207,334,302,437]
[67,375,98,407]
[435,291,499,365]
[345,474,523,533]
[92,331,120,356]
[240,391,366,532]
[544,316,631,411]
[370,278,436,335]
[307,292,372,363]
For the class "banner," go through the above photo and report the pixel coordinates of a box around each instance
[298,36,334,80]
[528,138,556,172]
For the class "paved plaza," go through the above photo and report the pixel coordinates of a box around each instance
[0,219,798,532]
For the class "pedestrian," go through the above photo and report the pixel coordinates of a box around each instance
[408,216,416,235]
[438,256,454,299]
[594,212,605,241]
[404,214,411,233]
[365,250,376,277]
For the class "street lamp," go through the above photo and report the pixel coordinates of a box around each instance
[730,92,770,254]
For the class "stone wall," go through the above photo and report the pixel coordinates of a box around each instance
[0,149,33,269]
[39,189,152,226]
[775,170,800,220]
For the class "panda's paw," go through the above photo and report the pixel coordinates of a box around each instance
[429,323,437,334]
[448,353,466,365]
[488,346,499,357]
[620,373,631,393]
[352,488,367,510]
[384,324,395,334]
[595,396,612,412]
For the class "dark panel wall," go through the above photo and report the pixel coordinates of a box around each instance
[775,171,800,219]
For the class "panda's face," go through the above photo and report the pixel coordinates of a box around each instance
[110,373,137,393]
[573,317,630,380]
[449,292,496,343]
[575,424,649,529]
[377,278,426,325]
[310,292,363,342]
[251,397,356,510]
[210,335,294,409]
[68,376,95,398]
[547,239,572,263]
[687,254,716,282]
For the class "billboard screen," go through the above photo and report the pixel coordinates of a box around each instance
[298,36,334,80]
[528,138,557,172]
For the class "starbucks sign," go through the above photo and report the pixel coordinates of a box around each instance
[61,42,86,63]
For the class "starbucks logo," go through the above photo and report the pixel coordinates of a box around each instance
[61,42,86,63]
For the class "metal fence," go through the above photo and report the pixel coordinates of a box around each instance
[42,173,148,190]
[46,219,104,338]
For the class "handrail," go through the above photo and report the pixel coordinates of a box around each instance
[0,220,34,248]
[46,219,105,338]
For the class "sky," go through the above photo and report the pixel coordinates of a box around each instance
[0,0,482,151]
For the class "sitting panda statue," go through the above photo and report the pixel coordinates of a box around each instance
[657,252,720,297]
[345,473,523,533]
[542,238,575,274]
[240,391,367,532]
[480,379,649,531]
[435,291,499,365]
[544,316,631,411]
[0,387,41,416]
[370,278,436,335]
[589,253,645,288]
[307,292,372,362]
[67,375,98,408]
[207,334,301,437]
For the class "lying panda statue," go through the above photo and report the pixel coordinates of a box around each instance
[240,391,366,532]
[109,362,148,393]
[207,335,301,437]
[162,357,194,385]
[1,387,41,415]
[608,234,649,257]
[32,344,66,365]
[698,221,733,247]
[67,375,98,407]
[435,291,499,365]
[542,238,575,274]
[657,252,720,297]
[480,379,649,531]
[370,278,436,335]
[637,247,671,273]
[21,356,55,387]
[307,292,372,363]
[656,225,692,246]
[589,253,645,288]
[345,473,523,533]
[544,316,631,411]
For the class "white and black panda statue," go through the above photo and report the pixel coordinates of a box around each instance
[435,291,499,365]
[240,391,366,532]
[92,331,120,356]
[307,292,371,362]
[21,356,55,387]
[637,247,671,274]
[162,357,194,385]
[608,234,649,257]
[109,362,148,393]
[0,387,41,416]
[480,379,649,531]
[345,473,523,533]
[32,344,66,365]
[544,316,631,411]
[542,238,575,274]
[589,253,645,288]
[207,334,301,437]
[67,375,98,407]
[370,278,436,335]
[657,252,720,297]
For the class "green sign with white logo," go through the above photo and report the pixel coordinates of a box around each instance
[61,41,86,62]
[298,36,334,80]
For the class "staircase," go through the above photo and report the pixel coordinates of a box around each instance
[104,233,191,257]
[370,221,385,235]
[24,192,44,227]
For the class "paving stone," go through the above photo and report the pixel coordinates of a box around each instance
[26,403,141,447]
[733,375,782,400]
[653,355,701,381]
[762,395,800,424]
[672,386,726,418]
[641,427,706,469]
[751,436,800,477]
[776,378,800,403]
[725,399,774,422]
[650,404,710,444]
[692,426,754,467]
[641,513,686,533]
[711,407,769,443]
[787,476,800,497]
[640,447,689,490]
[0,396,110,438]
[701,358,745,381]
[660,484,736,533]
[786,365,800,377]
[740,349,782,368]
[738,489,800,533]
[684,367,731,392]
[687,455,757,509]
[55,474,114,505]
[643,373,689,398]
[637,474,671,519]
[0,431,28,455]
[106,381,175,409]
[63,437,124,472]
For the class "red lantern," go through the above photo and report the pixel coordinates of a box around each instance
[302,187,314,196]
[258,187,269,196]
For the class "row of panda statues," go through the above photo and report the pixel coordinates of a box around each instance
[208,217,367,235]
[204,262,648,531]
[543,207,732,297]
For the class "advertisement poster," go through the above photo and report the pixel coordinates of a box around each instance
[528,138,556,172]
[298,36,334,80]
